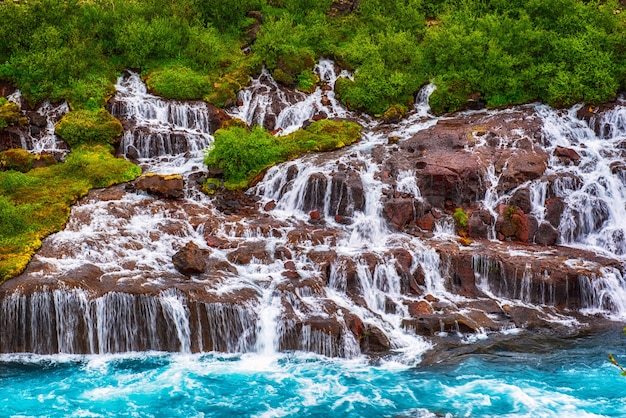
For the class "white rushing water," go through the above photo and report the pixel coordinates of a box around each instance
[4,60,626,359]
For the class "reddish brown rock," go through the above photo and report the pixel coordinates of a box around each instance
[383,197,417,230]
[135,173,185,199]
[416,212,436,231]
[407,300,434,316]
[498,150,548,192]
[172,241,210,276]
[226,242,271,265]
[554,146,581,165]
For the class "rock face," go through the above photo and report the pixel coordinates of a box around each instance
[3,77,626,361]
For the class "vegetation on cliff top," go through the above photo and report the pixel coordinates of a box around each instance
[0,145,141,282]
[0,0,624,116]
[204,119,361,189]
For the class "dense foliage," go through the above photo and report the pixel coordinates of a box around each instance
[0,0,625,115]
[0,145,141,282]
[204,120,361,189]
[55,109,123,146]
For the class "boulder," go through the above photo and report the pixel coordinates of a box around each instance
[554,146,581,165]
[135,173,185,199]
[172,241,210,276]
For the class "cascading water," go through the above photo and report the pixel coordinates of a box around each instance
[5,60,626,416]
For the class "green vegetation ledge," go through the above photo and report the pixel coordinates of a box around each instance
[0,145,141,283]
[204,119,362,190]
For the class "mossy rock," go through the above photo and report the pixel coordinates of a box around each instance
[146,66,212,101]
[55,109,123,147]
[272,68,295,87]
[0,149,34,172]
[382,104,408,123]
[222,118,249,130]
[0,100,27,130]
[296,71,320,93]
[202,177,221,195]
[32,153,58,168]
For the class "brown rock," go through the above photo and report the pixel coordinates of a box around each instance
[172,241,210,276]
[383,197,416,230]
[407,300,434,316]
[416,213,436,231]
[554,146,581,165]
[135,173,185,199]
[535,222,559,246]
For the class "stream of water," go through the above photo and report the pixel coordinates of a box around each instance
[4,60,626,416]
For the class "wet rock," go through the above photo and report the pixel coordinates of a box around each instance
[227,242,271,265]
[509,187,532,214]
[416,212,436,231]
[302,172,328,212]
[360,324,391,353]
[498,150,548,192]
[383,197,417,230]
[172,242,210,276]
[545,197,565,228]
[495,204,531,242]
[329,170,365,217]
[135,173,185,199]
[554,146,581,165]
[468,209,492,239]
[535,222,559,246]
[274,246,293,260]
[407,300,434,316]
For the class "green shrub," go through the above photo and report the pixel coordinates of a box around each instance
[146,66,212,100]
[205,126,283,186]
[55,109,123,147]
[0,100,26,130]
[204,120,361,189]
[453,207,468,228]
[0,149,34,173]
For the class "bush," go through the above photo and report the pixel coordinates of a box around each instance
[204,120,361,189]
[55,109,123,147]
[0,100,26,130]
[0,149,34,173]
[205,126,283,186]
[145,66,212,100]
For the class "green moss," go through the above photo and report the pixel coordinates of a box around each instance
[382,104,408,123]
[453,207,468,228]
[0,100,27,130]
[55,109,123,147]
[0,144,140,282]
[296,70,320,93]
[202,177,221,195]
[0,149,34,173]
[146,66,212,100]
[204,119,361,190]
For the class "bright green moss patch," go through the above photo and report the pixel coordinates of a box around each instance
[204,119,361,190]
[146,66,212,100]
[0,144,141,282]
[55,109,123,147]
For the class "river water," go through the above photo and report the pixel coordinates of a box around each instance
[2,328,626,417]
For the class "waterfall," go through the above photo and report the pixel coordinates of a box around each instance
[108,71,214,173]
[5,60,626,359]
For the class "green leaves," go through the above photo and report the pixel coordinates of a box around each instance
[204,120,361,189]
